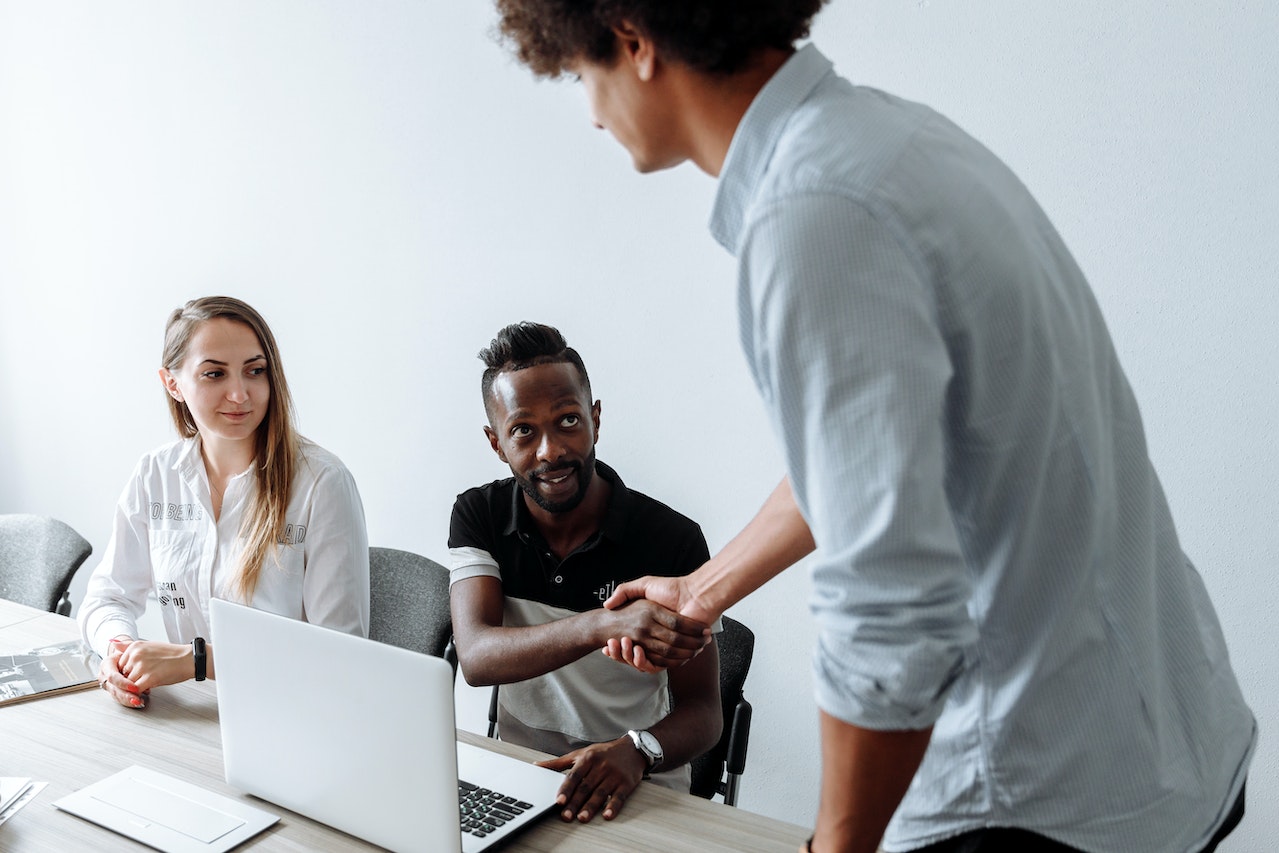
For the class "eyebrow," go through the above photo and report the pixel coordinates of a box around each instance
[197,355,266,367]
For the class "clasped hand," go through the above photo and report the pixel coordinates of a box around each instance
[600,576,718,673]
[601,596,710,672]
[97,638,194,708]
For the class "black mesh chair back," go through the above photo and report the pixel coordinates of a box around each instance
[689,615,755,806]
[367,546,457,675]
[0,514,93,616]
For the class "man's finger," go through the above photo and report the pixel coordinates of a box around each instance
[602,578,648,610]
[577,785,612,822]
[630,645,664,673]
[648,626,709,651]
[561,765,606,819]
[601,639,625,662]
[535,754,575,772]
[648,606,711,636]
[602,790,627,820]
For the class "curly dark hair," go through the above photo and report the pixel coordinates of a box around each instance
[494,0,828,78]
[479,322,592,422]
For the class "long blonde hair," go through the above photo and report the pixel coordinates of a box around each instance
[161,296,300,602]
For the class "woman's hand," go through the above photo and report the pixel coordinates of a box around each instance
[97,638,148,709]
[116,640,197,693]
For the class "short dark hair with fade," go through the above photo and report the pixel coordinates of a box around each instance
[494,0,828,78]
[479,322,592,422]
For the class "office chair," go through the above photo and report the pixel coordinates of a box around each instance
[367,546,457,676]
[485,615,756,807]
[0,514,93,616]
[689,615,754,806]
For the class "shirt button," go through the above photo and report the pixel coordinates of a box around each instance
[554,575,563,584]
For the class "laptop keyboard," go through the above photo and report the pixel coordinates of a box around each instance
[458,779,535,839]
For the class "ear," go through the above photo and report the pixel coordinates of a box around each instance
[484,425,509,463]
[591,400,602,440]
[613,20,657,82]
[159,368,183,402]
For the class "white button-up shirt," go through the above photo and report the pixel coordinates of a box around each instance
[80,436,369,657]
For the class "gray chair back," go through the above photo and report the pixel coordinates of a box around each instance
[0,514,93,615]
[368,546,455,671]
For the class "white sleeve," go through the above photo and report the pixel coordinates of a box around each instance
[78,462,154,658]
[447,546,501,586]
[299,461,370,637]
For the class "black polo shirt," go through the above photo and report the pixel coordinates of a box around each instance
[447,462,712,782]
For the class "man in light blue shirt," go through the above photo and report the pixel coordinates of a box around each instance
[491,2,1256,851]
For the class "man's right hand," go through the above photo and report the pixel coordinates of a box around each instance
[599,478,813,673]
[599,598,710,669]
[603,575,720,624]
[599,577,720,672]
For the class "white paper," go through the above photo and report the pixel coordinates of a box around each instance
[0,780,47,827]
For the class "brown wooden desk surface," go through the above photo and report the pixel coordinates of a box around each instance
[1,598,808,852]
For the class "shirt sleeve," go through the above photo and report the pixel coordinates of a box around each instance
[739,193,978,730]
[447,496,501,585]
[299,461,370,637]
[78,461,154,658]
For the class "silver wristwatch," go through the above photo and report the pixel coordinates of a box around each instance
[626,729,663,769]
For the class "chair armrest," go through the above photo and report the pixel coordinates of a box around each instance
[444,636,459,682]
[726,697,752,776]
[487,684,500,739]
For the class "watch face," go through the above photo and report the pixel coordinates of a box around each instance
[638,731,662,757]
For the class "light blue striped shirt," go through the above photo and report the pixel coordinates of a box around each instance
[711,45,1255,852]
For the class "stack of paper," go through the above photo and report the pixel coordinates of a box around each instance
[0,776,46,827]
[0,778,31,812]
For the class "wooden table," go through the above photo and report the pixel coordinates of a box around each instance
[1,598,809,851]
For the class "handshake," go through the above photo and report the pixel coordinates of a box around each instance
[598,575,718,673]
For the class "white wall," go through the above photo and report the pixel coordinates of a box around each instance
[1,2,1274,848]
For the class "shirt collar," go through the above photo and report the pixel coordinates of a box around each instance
[503,460,632,544]
[172,434,256,490]
[709,43,834,256]
[174,434,203,476]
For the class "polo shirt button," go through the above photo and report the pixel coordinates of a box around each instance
[554,575,563,584]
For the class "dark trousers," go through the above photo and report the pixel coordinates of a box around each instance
[908,781,1246,853]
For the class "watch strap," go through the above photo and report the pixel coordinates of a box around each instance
[192,637,207,682]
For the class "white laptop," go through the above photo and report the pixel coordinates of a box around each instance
[210,598,563,853]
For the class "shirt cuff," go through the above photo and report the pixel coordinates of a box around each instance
[88,617,138,659]
[811,627,966,730]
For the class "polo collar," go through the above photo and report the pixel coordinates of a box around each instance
[504,460,632,545]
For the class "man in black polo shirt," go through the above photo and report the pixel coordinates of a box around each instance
[448,321,722,825]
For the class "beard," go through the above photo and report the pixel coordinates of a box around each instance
[517,448,596,514]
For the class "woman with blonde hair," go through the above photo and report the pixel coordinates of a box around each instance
[79,296,368,708]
